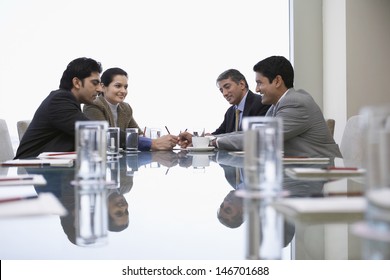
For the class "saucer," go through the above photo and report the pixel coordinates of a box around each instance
[186,146,215,152]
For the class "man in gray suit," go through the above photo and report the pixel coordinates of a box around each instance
[179,56,342,158]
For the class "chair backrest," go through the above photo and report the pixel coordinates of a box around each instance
[340,115,363,167]
[0,119,15,162]
[17,120,31,141]
[326,118,335,137]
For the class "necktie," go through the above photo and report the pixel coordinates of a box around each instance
[235,109,241,131]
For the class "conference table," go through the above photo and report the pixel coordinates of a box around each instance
[0,149,369,260]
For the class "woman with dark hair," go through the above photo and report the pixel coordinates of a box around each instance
[83,67,177,151]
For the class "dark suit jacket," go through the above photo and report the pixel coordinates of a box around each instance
[15,89,89,159]
[211,90,270,135]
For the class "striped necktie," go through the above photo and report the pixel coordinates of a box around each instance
[235,109,241,131]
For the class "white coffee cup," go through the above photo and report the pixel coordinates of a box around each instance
[192,136,209,148]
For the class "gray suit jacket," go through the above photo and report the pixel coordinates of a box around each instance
[216,89,342,158]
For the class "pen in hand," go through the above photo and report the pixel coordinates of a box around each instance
[165,126,171,134]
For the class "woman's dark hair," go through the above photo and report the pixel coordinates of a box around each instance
[101,67,128,87]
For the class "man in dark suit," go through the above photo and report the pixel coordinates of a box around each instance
[15,57,103,159]
[211,69,270,135]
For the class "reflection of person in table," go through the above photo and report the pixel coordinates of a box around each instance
[106,176,133,232]
[218,189,244,228]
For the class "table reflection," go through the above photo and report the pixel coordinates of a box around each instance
[0,150,371,259]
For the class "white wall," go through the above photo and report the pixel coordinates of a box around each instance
[0,0,290,151]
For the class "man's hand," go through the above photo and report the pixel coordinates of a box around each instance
[178,131,193,148]
[151,135,178,151]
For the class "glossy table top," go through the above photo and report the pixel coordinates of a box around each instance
[0,150,367,260]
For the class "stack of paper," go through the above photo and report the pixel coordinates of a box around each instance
[285,167,365,179]
[0,174,47,186]
[271,197,366,221]
[0,192,67,218]
[1,159,74,167]
[283,157,330,164]
[227,152,330,165]
[37,151,77,160]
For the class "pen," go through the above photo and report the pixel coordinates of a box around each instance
[310,191,363,197]
[0,177,35,182]
[321,167,358,171]
[0,163,51,167]
[0,195,38,204]
[47,152,76,156]
[165,126,171,134]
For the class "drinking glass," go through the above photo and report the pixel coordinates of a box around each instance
[126,128,139,152]
[106,127,120,158]
[242,117,283,195]
[75,121,108,181]
[356,105,390,258]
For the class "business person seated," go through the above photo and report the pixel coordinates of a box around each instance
[179,56,342,158]
[15,57,103,159]
[83,67,177,151]
[211,69,270,134]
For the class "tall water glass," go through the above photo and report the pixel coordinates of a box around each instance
[358,105,390,258]
[243,117,283,195]
[126,128,139,152]
[75,121,108,181]
[107,127,120,158]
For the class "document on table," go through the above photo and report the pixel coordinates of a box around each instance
[37,151,77,160]
[282,157,330,164]
[1,158,74,167]
[271,197,366,220]
[228,152,330,164]
[0,192,67,218]
[0,174,47,186]
[285,167,365,179]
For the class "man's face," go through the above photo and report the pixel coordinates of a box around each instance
[255,72,279,105]
[108,193,129,227]
[217,78,246,105]
[76,72,102,104]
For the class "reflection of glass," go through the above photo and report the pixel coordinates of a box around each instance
[150,128,161,139]
[244,196,283,260]
[243,117,283,195]
[75,121,108,181]
[74,180,108,247]
[126,153,138,175]
[106,159,120,189]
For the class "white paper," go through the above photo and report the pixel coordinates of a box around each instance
[272,197,366,214]
[285,167,365,179]
[37,152,77,160]
[0,193,67,218]
[1,159,74,167]
[0,174,47,186]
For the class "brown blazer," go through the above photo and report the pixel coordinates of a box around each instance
[83,95,142,134]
